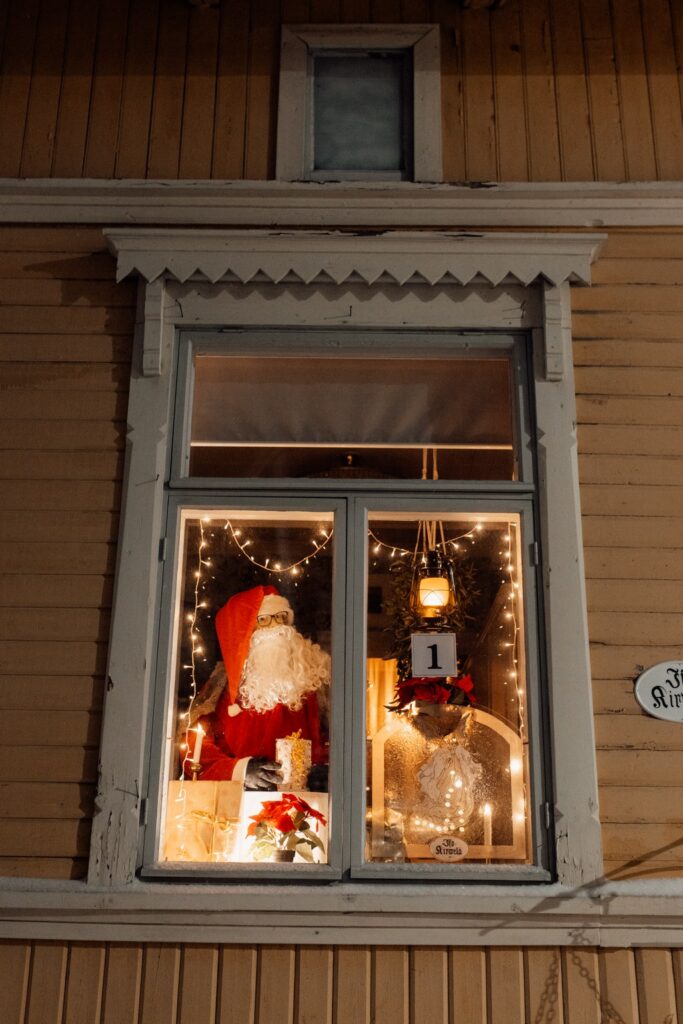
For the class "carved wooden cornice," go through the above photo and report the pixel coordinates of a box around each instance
[104,228,604,289]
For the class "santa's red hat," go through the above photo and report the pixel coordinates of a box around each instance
[215,585,286,703]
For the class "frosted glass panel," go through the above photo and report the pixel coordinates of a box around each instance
[192,356,513,447]
[313,52,409,172]
[190,353,517,480]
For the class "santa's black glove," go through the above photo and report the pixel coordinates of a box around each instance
[307,763,328,792]
[244,757,282,791]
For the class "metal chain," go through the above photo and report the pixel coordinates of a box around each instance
[533,951,560,1024]
[567,949,628,1024]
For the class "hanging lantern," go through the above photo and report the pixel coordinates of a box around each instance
[411,549,456,620]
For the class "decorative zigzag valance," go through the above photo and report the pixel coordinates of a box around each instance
[104,229,604,289]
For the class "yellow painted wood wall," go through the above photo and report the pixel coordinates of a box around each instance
[0,227,136,879]
[1,0,683,182]
[572,229,683,882]
[0,224,681,881]
[2,941,683,1024]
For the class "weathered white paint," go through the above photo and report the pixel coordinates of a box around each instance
[85,225,604,906]
[104,228,602,287]
[533,285,603,887]
[103,230,604,387]
[275,25,442,183]
[2,180,683,226]
[1,882,683,946]
[540,282,572,382]
[87,284,176,886]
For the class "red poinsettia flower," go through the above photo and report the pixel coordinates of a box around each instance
[455,673,477,702]
[247,792,328,836]
[395,678,452,708]
[280,792,327,826]
[393,674,478,710]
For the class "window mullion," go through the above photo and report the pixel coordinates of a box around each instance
[347,496,371,876]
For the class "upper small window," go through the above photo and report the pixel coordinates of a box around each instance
[312,50,413,179]
[277,25,442,183]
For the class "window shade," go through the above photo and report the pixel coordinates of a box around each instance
[191,355,513,449]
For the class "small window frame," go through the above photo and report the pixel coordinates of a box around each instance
[276,25,442,183]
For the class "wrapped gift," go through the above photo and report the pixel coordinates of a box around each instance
[164,780,243,862]
[276,730,312,790]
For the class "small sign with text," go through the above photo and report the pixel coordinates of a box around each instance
[411,632,457,677]
[429,835,469,862]
[635,661,683,722]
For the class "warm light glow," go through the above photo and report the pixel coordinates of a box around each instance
[193,725,205,762]
[418,576,450,608]
[482,802,493,848]
[509,758,522,774]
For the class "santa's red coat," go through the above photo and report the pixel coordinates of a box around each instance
[197,688,327,781]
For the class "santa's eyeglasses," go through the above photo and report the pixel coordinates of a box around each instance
[255,611,293,628]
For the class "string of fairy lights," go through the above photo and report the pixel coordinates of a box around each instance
[368,522,484,560]
[169,513,526,862]
[176,514,525,777]
[498,524,525,742]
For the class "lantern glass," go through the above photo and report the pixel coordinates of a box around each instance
[418,575,451,610]
[410,549,456,619]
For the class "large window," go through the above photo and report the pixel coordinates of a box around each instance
[144,330,549,880]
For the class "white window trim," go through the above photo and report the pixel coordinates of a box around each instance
[18,227,683,947]
[95,229,602,891]
[276,25,442,183]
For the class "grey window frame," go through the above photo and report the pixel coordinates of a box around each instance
[140,328,551,883]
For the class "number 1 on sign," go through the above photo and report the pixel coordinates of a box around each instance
[411,633,457,677]
[427,643,442,670]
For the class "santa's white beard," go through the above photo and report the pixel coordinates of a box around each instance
[238,624,330,713]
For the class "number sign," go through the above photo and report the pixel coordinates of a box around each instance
[635,661,683,722]
[411,632,457,677]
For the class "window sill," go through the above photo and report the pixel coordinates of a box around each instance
[0,879,682,946]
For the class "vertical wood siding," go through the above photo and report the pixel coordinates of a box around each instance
[0,226,135,879]
[2,941,683,1024]
[1,0,683,182]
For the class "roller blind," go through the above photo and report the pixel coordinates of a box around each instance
[191,355,513,449]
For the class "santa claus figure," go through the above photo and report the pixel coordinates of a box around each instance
[187,585,330,790]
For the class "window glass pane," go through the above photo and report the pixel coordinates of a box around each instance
[365,513,531,866]
[313,52,409,172]
[190,353,517,480]
[161,510,333,866]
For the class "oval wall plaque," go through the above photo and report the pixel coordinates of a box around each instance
[428,835,469,862]
[634,661,683,722]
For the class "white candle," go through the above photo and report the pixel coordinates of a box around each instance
[193,725,204,763]
[483,803,493,848]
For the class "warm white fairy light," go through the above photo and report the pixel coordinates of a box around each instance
[180,517,210,781]
[367,521,485,561]
[224,519,333,574]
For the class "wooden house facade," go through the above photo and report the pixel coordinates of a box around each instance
[0,0,683,1021]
